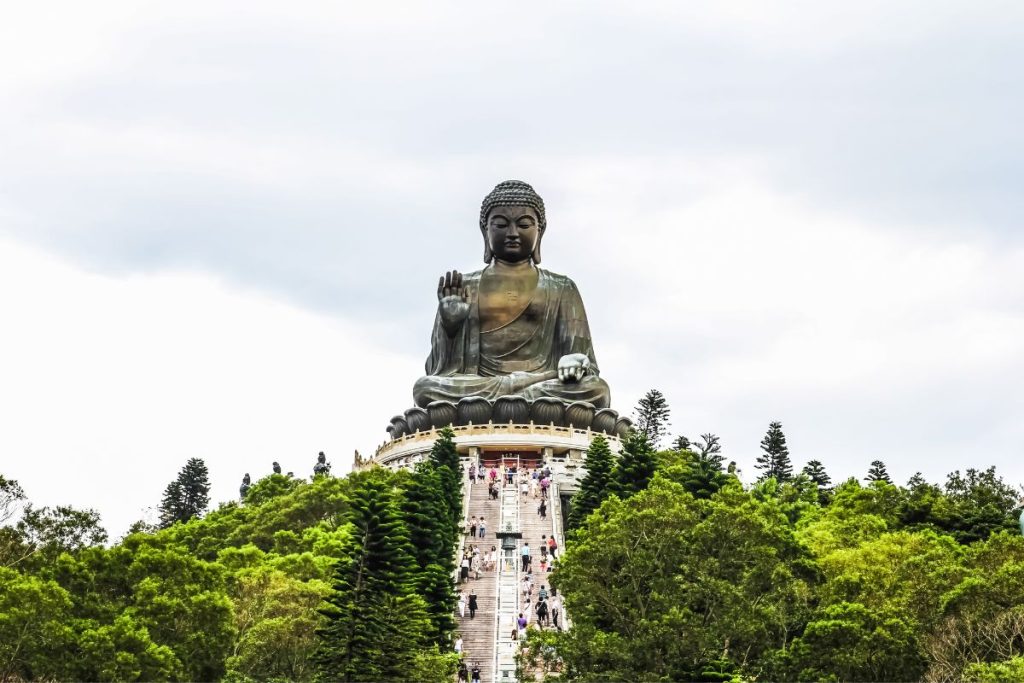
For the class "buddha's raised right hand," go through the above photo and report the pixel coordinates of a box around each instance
[438,270,470,335]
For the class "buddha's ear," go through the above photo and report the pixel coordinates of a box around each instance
[481,227,493,263]
[532,232,543,264]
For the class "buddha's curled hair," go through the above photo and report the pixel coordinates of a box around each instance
[479,180,547,231]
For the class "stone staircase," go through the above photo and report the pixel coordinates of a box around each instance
[453,468,569,683]
[517,474,559,629]
[455,475,500,683]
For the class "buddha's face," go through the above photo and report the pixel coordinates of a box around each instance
[485,206,541,263]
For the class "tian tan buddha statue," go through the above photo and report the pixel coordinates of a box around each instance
[412,180,611,409]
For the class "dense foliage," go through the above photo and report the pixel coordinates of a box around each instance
[2,418,1022,681]
[525,448,1024,682]
[0,451,458,682]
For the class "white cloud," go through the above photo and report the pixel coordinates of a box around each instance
[0,1,1022,535]
[0,239,419,536]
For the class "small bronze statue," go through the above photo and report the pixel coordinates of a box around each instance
[272,461,282,475]
[239,473,251,500]
[412,180,610,409]
[313,451,331,477]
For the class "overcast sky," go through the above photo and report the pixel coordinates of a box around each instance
[1,1,1022,537]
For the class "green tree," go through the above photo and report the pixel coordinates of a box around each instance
[633,389,671,448]
[801,459,832,504]
[159,457,212,528]
[865,459,892,484]
[225,566,326,681]
[923,533,1024,680]
[611,430,657,500]
[781,602,926,682]
[661,447,731,501]
[0,567,74,681]
[399,462,457,647]
[545,478,816,680]
[781,529,964,681]
[802,460,831,490]
[18,504,107,555]
[123,540,236,680]
[72,613,183,681]
[671,434,691,451]
[427,427,462,540]
[693,433,723,465]
[568,435,615,531]
[963,657,1024,682]
[942,467,1020,543]
[755,421,793,483]
[314,471,448,682]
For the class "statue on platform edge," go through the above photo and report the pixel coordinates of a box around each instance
[412,180,611,410]
[313,451,331,477]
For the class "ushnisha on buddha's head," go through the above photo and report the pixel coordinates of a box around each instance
[479,180,546,264]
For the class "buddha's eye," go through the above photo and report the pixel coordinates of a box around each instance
[517,221,534,230]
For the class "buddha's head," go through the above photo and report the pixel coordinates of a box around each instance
[479,180,546,264]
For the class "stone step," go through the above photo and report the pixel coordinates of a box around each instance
[456,477,501,683]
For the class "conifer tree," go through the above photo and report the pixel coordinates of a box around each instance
[427,427,462,537]
[315,471,437,681]
[672,435,691,451]
[755,421,793,483]
[158,458,211,528]
[612,430,657,500]
[802,460,831,489]
[802,459,832,503]
[568,435,615,531]
[634,389,671,448]
[694,433,724,467]
[866,459,892,484]
[400,462,456,647]
[678,450,730,500]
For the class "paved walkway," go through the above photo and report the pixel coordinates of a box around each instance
[454,469,568,683]
[517,475,560,631]
[455,475,500,683]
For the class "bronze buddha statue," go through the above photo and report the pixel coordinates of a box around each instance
[413,180,611,410]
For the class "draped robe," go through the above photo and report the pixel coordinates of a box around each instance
[413,267,610,408]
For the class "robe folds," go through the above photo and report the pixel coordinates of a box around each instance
[413,267,610,409]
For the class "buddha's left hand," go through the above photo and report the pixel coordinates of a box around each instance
[557,353,590,383]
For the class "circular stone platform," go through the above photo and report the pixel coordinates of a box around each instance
[372,421,623,473]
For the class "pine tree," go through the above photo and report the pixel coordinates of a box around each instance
[866,460,892,484]
[801,459,832,504]
[315,471,437,681]
[679,450,730,500]
[612,430,658,499]
[694,433,724,467]
[802,460,831,489]
[634,389,671,448]
[755,421,793,483]
[400,462,456,647]
[672,435,692,451]
[568,435,615,531]
[158,458,211,528]
[427,427,462,538]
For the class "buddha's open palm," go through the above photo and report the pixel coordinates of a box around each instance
[558,353,590,383]
[438,270,470,333]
